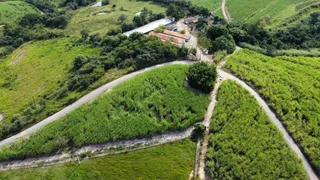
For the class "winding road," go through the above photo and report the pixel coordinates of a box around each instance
[0,61,192,148]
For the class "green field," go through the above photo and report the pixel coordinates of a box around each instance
[0,1,40,24]
[0,139,196,180]
[224,49,320,171]
[227,0,311,26]
[0,38,103,139]
[206,80,307,179]
[0,65,209,161]
[66,0,165,36]
[191,0,222,16]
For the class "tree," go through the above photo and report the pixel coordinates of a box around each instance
[196,18,208,31]
[191,122,206,140]
[117,14,127,23]
[212,36,236,54]
[187,62,217,93]
[207,24,229,40]
[166,4,185,21]
[80,29,89,40]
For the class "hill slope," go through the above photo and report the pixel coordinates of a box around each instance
[0,1,40,24]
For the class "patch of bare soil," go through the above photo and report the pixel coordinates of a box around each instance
[9,50,26,65]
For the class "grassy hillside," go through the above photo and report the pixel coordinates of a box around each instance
[0,1,40,24]
[0,139,196,180]
[0,65,209,161]
[227,0,311,26]
[66,0,165,36]
[206,81,307,179]
[224,49,320,172]
[0,38,100,133]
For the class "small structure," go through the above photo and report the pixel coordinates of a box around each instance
[184,17,198,24]
[123,18,173,36]
[92,0,102,7]
[148,32,185,47]
[162,29,191,42]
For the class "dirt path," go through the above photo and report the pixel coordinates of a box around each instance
[0,61,192,148]
[222,0,231,22]
[198,80,222,180]
[0,127,194,171]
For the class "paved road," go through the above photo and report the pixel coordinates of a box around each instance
[0,61,192,148]
[219,70,319,180]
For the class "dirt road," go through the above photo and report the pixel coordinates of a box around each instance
[0,61,192,148]
[222,0,231,22]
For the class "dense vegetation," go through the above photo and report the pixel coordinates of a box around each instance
[0,1,40,24]
[206,81,307,179]
[0,139,196,180]
[187,62,217,93]
[0,65,209,161]
[224,49,320,173]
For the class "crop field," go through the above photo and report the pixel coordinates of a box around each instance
[65,0,165,36]
[191,0,222,16]
[0,38,100,138]
[227,0,310,26]
[224,49,320,171]
[0,139,196,180]
[0,1,40,24]
[0,65,209,161]
[206,80,307,179]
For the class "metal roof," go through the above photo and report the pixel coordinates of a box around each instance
[123,18,173,36]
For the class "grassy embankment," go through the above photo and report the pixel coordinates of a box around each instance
[65,0,165,36]
[206,80,307,179]
[0,139,196,180]
[226,0,312,26]
[0,1,40,24]
[0,65,209,161]
[224,49,320,172]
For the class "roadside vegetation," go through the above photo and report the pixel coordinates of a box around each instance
[224,49,320,173]
[0,1,40,24]
[0,139,196,180]
[206,80,307,179]
[191,0,222,16]
[0,65,209,161]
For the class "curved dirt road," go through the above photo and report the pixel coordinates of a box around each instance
[222,0,231,22]
[218,70,319,180]
[0,61,192,148]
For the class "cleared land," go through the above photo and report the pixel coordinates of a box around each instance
[0,1,40,24]
[206,80,307,179]
[0,65,209,161]
[224,49,320,172]
[65,0,165,36]
[0,38,104,138]
[227,0,311,25]
[0,139,196,180]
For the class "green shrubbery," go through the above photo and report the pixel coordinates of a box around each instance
[187,62,217,93]
[0,65,209,161]
[206,81,307,179]
[224,49,320,172]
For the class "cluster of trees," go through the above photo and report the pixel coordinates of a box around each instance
[224,49,320,172]
[80,31,189,70]
[0,65,209,161]
[187,62,217,93]
[197,24,236,54]
[120,8,165,32]
[207,81,307,179]
[60,0,97,10]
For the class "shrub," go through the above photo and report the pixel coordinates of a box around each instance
[187,62,217,93]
